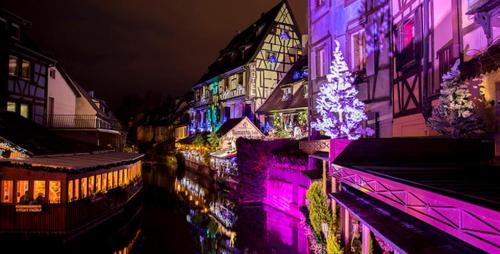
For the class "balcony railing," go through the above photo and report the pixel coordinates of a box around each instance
[45,114,122,131]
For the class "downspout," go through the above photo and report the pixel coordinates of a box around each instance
[422,0,431,119]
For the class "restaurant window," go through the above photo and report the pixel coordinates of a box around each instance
[1,180,13,203]
[96,175,102,193]
[124,169,129,185]
[74,179,80,200]
[351,30,366,71]
[33,180,46,202]
[49,181,61,204]
[113,171,118,188]
[21,60,31,80]
[20,103,29,119]
[9,55,17,76]
[88,176,95,195]
[68,180,74,201]
[108,172,113,190]
[81,177,87,198]
[119,170,123,186]
[102,173,108,191]
[16,180,29,204]
[7,101,16,113]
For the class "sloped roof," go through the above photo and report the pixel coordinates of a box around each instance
[333,138,500,211]
[2,151,143,172]
[257,56,308,113]
[0,9,56,63]
[196,1,294,84]
[216,117,246,136]
[0,112,97,155]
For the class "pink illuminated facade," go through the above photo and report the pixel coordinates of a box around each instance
[305,0,500,253]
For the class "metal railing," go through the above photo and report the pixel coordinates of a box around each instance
[45,114,122,131]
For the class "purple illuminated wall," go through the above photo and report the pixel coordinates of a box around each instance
[236,138,310,218]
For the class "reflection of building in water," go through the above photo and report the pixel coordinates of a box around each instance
[113,229,142,254]
[210,153,238,181]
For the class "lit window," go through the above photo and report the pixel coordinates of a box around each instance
[68,180,74,201]
[49,181,61,204]
[113,171,118,188]
[124,169,128,185]
[402,20,414,50]
[81,177,87,198]
[352,30,366,71]
[8,55,17,76]
[119,170,123,186]
[102,173,108,191]
[1,180,13,203]
[96,175,102,193]
[21,60,31,79]
[33,180,46,203]
[88,176,95,195]
[317,48,326,77]
[316,0,324,7]
[74,179,80,200]
[20,104,29,119]
[7,101,16,112]
[108,172,113,189]
[16,180,29,204]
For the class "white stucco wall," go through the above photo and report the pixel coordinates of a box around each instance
[47,67,77,115]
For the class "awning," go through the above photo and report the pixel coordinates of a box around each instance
[333,138,500,211]
[301,169,323,180]
[330,187,483,254]
[210,149,236,159]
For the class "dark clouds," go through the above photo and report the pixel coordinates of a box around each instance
[1,0,307,109]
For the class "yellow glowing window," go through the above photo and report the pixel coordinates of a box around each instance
[124,169,128,185]
[119,170,123,186]
[33,180,46,202]
[108,172,113,189]
[81,177,87,198]
[138,163,142,177]
[88,176,95,195]
[102,173,108,191]
[68,180,74,201]
[49,181,61,204]
[16,180,29,203]
[74,179,80,200]
[7,101,16,113]
[1,180,13,203]
[96,175,101,193]
[113,171,118,188]
[8,55,17,76]
[20,104,29,119]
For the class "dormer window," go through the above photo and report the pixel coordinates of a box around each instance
[10,23,20,40]
[281,87,292,101]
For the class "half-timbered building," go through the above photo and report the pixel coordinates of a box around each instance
[391,0,500,137]
[190,0,303,133]
[0,9,55,125]
[308,0,393,139]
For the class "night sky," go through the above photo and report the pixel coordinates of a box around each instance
[1,0,307,110]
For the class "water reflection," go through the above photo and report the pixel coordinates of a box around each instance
[3,162,307,254]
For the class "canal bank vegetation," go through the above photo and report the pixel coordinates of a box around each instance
[305,182,343,254]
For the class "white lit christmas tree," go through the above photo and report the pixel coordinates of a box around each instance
[312,41,373,140]
[427,59,485,138]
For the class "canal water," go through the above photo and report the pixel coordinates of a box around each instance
[10,162,308,254]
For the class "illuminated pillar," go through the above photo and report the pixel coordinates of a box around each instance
[331,176,337,221]
[322,160,327,193]
[340,206,351,253]
[362,224,371,254]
